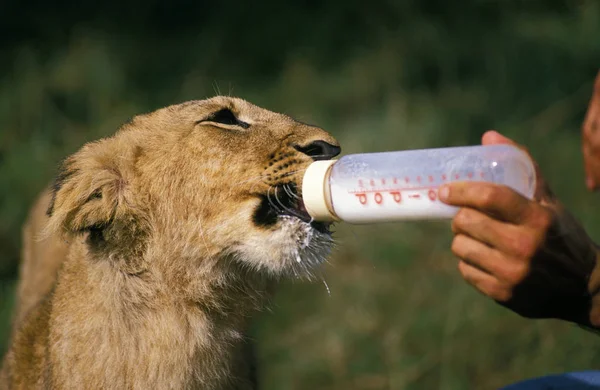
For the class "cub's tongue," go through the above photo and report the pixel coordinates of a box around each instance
[297,200,307,214]
[297,198,315,222]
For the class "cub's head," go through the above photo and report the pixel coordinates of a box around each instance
[46,97,340,279]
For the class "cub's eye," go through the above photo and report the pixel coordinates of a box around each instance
[196,108,250,129]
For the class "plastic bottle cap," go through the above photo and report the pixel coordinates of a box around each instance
[302,160,337,222]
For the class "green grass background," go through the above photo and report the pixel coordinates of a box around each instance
[2,1,600,388]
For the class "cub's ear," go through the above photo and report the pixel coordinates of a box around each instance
[45,139,141,237]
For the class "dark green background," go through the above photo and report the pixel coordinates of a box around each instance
[1,1,600,388]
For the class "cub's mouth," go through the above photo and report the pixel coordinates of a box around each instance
[253,183,331,234]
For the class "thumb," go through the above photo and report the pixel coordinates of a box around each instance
[481,130,556,205]
[481,130,517,146]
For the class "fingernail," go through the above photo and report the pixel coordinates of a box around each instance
[439,185,449,201]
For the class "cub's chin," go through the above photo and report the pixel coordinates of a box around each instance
[234,184,334,278]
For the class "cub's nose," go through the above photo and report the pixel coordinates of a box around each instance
[293,140,341,161]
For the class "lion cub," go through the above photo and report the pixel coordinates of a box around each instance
[0,97,340,390]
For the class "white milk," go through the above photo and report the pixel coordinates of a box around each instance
[302,144,536,224]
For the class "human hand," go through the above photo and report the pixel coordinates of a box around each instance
[439,131,600,327]
[583,70,600,191]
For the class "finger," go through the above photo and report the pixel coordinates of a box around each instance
[583,112,599,142]
[583,114,600,151]
[583,137,597,186]
[583,146,597,190]
[583,143,600,190]
[439,181,532,224]
[452,208,531,256]
[451,233,522,280]
[457,260,512,302]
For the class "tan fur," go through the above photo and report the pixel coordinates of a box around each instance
[0,97,339,389]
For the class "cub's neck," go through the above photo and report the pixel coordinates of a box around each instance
[46,242,269,389]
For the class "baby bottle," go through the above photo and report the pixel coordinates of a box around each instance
[301,144,536,224]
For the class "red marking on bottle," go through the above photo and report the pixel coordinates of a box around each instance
[405,177,410,183]
[408,194,421,199]
[428,175,434,182]
[370,179,375,187]
[480,172,485,178]
[442,174,447,180]
[454,174,460,180]
[358,179,364,187]
[416,176,422,183]
[391,191,402,203]
[428,189,437,201]
[356,193,367,205]
[393,177,398,184]
[467,172,473,179]
[374,192,383,204]
[381,178,386,185]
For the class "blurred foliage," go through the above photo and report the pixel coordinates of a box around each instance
[2,0,600,388]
